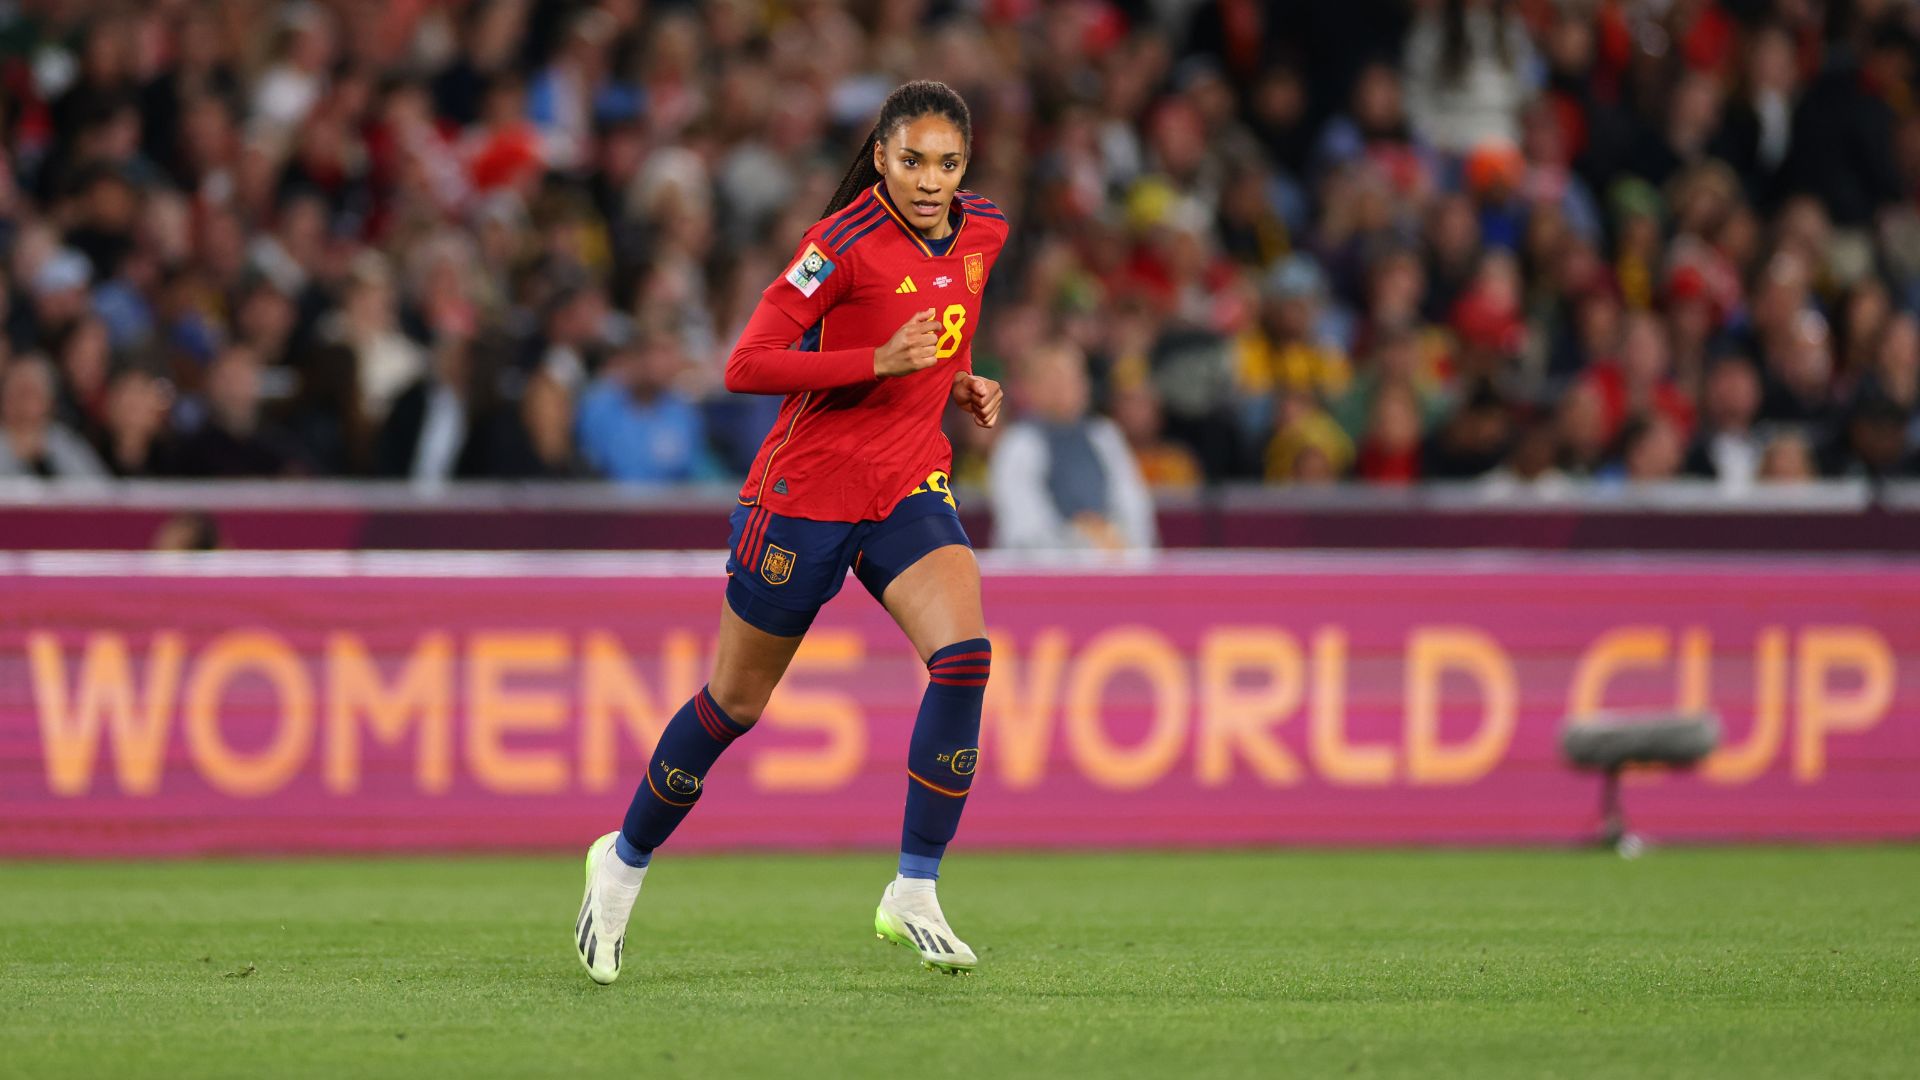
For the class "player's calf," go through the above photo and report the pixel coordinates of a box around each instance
[622,684,752,859]
[577,685,752,984]
[899,638,989,879]
[876,639,989,973]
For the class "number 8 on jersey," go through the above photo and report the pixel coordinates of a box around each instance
[935,305,967,359]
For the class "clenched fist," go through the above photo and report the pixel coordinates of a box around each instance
[873,308,940,378]
[951,371,1003,427]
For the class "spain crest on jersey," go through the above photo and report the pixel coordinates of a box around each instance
[964,252,984,294]
[761,544,796,586]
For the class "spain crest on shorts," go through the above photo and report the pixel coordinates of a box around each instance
[964,252,984,294]
[761,544,796,586]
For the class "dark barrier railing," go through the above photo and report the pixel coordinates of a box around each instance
[5,479,1920,551]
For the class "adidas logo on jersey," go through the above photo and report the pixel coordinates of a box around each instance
[895,277,919,294]
[933,276,952,289]
[773,477,789,495]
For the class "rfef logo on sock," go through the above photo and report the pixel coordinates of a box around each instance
[948,748,979,776]
[662,765,702,796]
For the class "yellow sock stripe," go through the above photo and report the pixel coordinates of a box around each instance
[908,769,969,798]
[646,772,698,808]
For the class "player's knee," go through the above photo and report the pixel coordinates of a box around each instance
[706,682,770,728]
[911,637,988,794]
[926,637,991,690]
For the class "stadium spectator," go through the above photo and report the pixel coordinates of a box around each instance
[173,345,308,478]
[1713,21,1800,207]
[1685,356,1767,488]
[526,277,612,389]
[1247,255,1350,391]
[0,355,109,479]
[1781,16,1908,232]
[1448,250,1527,382]
[231,275,302,371]
[52,315,113,442]
[1424,381,1514,480]
[1355,381,1425,485]
[1403,0,1535,155]
[1581,310,1697,442]
[1556,380,1611,479]
[1760,310,1838,427]
[98,366,180,478]
[1108,374,1202,492]
[1625,71,1725,189]
[575,331,718,485]
[990,343,1156,552]
[376,336,487,482]
[1333,322,1449,442]
[1759,428,1819,483]
[1613,414,1688,485]
[321,252,425,431]
[1864,314,1920,421]
[1266,396,1355,485]
[1480,419,1573,497]
[253,3,337,137]
[24,247,93,350]
[468,368,583,480]
[1832,390,1917,480]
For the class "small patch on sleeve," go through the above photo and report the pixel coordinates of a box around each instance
[784,242,836,298]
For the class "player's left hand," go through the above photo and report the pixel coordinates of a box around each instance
[951,372,1002,428]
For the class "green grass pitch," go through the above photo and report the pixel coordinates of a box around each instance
[3,848,1917,1078]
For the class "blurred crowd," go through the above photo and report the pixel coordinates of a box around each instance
[4,0,1920,505]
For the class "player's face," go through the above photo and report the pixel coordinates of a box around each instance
[873,115,967,235]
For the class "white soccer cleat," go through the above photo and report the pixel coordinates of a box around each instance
[574,831,644,985]
[873,877,977,974]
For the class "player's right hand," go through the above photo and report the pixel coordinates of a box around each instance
[873,308,940,378]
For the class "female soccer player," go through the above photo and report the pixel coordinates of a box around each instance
[575,80,1007,983]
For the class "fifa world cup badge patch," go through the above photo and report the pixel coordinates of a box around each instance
[785,242,835,298]
[964,252,984,294]
[761,544,796,586]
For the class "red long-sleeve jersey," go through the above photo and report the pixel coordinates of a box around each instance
[726,182,1008,522]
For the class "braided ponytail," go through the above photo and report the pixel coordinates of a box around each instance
[824,121,884,220]
[820,80,973,220]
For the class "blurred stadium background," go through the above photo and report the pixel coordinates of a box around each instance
[2,1,1918,1077]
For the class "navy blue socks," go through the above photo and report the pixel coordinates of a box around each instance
[614,644,988,881]
[618,686,749,866]
[899,639,991,879]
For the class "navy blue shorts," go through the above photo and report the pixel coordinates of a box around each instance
[724,472,971,637]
